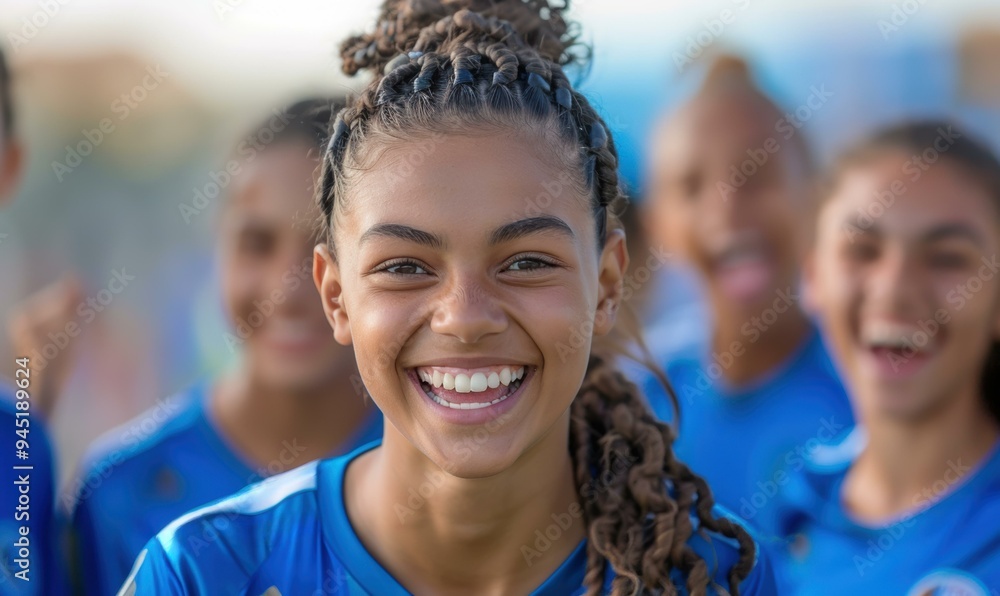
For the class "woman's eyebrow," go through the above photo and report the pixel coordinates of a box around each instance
[359,216,575,249]
[359,223,446,249]
[922,223,986,247]
[489,216,575,246]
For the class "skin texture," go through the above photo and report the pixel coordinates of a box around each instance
[314,131,627,595]
[644,92,812,384]
[212,140,372,473]
[805,153,1000,521]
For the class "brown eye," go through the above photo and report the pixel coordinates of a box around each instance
[504,255,557,273]
[507,259,546,271]
[927,251,970,270]
[239,230,275,257]
[844,240,879,263]
[376,259,429,276]
[386,263,426,275]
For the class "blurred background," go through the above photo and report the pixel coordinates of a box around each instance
[1,0,999,490]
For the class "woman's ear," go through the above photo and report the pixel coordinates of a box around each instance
[313,244,352,346]
[594,228,628,336]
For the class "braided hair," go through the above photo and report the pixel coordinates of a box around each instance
[318,2,756,593]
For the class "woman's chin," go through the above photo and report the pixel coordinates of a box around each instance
[421,440,524,480]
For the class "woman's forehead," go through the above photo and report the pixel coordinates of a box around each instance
[341,132,590,232]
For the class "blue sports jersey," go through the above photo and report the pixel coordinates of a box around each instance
[772,428,1000,595]
[118,441,777,595]
[68,382,382,596]
[0,383,62,595]
[641,327,855,537]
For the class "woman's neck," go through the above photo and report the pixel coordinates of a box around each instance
[844,385,1000,523]
[346,414,586,596]
[211,366,372,477]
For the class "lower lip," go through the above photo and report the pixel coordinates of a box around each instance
[863,347,933,380]
[408,368,532,426]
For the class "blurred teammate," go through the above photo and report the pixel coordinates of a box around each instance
[0,39,66,596]
[640,56,855,534]
[774,121,1000,593]
[67,99,382,595]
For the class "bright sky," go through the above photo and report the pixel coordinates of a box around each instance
[3,0,999,99]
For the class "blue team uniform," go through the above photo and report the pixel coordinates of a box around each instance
[69,382,382,596]
[118,441,777,595]
[772,428,1000,595]
[0,384,62,595]
[641,327,855,537]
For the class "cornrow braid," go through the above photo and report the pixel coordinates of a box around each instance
[320,2,757,593]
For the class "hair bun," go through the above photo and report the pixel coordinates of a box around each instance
[699,54,755,95]
[340,0,581,78]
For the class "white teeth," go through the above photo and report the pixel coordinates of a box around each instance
[863,322,927,350]
[418,366,527,391]
[470,372,488,392]
[418,366,529,410]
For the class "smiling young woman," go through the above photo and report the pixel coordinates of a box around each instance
[773,121,1000,594]
[118,2,778,594]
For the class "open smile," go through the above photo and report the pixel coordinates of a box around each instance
[406,364,534,422]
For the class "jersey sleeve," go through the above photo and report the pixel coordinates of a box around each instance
[116,540,185,596]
